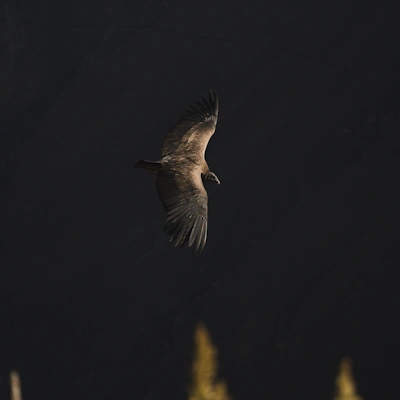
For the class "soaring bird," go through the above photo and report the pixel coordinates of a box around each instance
[134,90,220,253]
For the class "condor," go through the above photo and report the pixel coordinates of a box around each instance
[134,90,220,253]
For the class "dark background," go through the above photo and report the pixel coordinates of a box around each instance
[1,0,400,399]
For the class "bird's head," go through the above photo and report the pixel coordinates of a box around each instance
[205,171,220,185]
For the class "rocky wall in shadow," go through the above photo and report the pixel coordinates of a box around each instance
[1,1,400,399]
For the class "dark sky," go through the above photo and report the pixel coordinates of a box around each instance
[1,1,400,399]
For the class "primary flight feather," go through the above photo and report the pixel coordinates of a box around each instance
[134,90,220,253]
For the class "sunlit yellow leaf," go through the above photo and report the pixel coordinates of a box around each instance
[189,323,231,400]
[334,358,363,400]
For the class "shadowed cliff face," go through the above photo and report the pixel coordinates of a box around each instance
[1,1,400,399]
[0,0,179,184]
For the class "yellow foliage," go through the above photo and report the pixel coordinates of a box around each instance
[10,370,22,400]
[189,323,231,400]
[6,337,367,400]
[334,358,363,400]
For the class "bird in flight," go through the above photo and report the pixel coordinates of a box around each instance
[134,90,220,253]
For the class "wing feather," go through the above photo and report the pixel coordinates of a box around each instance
[161,90,219,157]
[156,169,208,253]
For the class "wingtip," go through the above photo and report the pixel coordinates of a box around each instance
[196,241,206,254]
[208,89,217,102]
[181,90,219,122]
[208,89,219,116]
[191,242,204,254]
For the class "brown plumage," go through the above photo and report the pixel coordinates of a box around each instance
[134,90,220,253]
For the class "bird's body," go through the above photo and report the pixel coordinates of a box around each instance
[134,91,220,253]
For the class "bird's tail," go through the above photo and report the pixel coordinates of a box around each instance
[134,159,161,174]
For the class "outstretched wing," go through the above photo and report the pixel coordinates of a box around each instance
[156,167,208,253]
[161,90,219,157]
